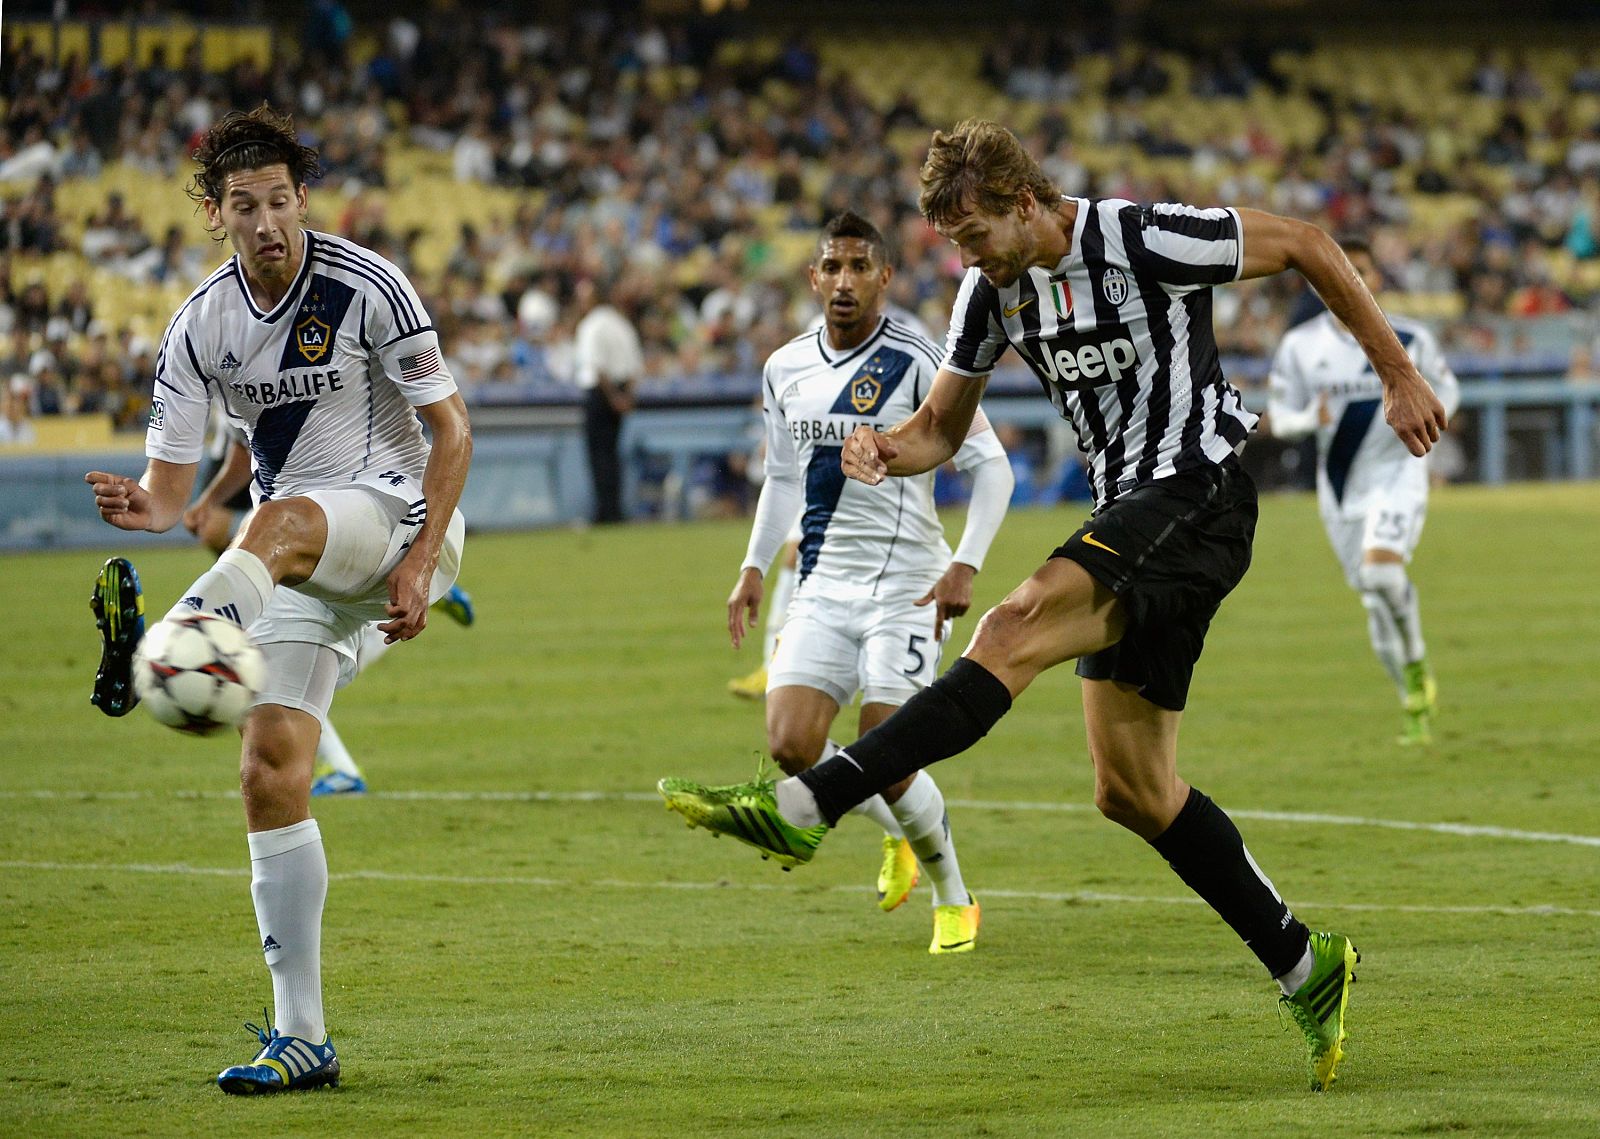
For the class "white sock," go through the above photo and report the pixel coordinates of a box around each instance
[845,794,903,837]
[167,548,273,629]
[888,772,969,907]
[247,819,327,1041]
[818,738,901,837]
[775,776,824,828]
[1359,592,1407,696]
[763,564,796,666]
[1277,942,1315,995]
[1358,562,1427,694]
[315,719,362,778]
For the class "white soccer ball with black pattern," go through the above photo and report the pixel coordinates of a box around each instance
[133,613,265,736]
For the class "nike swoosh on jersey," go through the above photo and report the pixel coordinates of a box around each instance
[1002,298,1035,318]
[1081,531,1120,556]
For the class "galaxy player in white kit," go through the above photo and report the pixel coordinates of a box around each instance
[1266,238,1459,745]
[661,211,1013,955]
[83,106,471,1093]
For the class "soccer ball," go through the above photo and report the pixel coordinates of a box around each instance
[133,613,266,736]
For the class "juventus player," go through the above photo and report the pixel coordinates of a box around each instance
[661,213,1012,954]
[661,121,1446,1091]
[83,106,470,1093]
[1267,239,1459,746]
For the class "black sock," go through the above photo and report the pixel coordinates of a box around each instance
[1148,787,1310,979]
[797,658,1012,825]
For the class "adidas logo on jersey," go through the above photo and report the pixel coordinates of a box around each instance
[219,351,241,369]
[180,595,203,610]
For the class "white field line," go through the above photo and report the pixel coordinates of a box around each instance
[3,858,1598,920]
[4,787,1600,849]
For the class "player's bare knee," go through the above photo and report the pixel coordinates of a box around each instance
[1093,777,1166,833]
[236,498,325,584]
[969,599,1034,668]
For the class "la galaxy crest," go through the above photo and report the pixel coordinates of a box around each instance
[827,348,912,417]
[296,315,331,363]
[849,372,883,413]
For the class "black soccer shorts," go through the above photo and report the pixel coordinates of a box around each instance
[1053,456,1258,712]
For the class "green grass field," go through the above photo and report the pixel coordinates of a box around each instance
[2,482,1598,1137]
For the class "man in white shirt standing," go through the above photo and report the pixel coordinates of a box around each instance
[573,277,644,524]
[1266,237,1460,745]
[660,212,1014,954]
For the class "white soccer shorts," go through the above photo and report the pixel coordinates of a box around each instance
[248,472,465,698]
[768,587,949,708]
[1321,480,1428,589]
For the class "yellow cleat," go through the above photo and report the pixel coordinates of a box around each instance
[876,835,919,912]
[727,665,768,701]
[929,893,980,954]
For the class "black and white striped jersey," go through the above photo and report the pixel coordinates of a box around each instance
[943,197,1258,506]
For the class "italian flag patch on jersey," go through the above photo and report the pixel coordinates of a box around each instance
[1050,279,1072,318]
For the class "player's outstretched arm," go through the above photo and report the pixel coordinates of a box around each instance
[84,459,198,533]
[1236,209,1447,456]
[380,393,472,643]
[843,369,988,484]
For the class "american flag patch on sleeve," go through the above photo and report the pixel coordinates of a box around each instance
[399,346,442,381]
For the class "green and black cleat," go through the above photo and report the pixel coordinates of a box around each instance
[90,556,145,716]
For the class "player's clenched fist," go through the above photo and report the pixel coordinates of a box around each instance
[840,425,898,485]
[84,470,154,531]
[1383,374,1448,458]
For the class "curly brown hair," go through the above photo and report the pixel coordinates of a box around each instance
[187,104,322,205]
[918,119,1060,227]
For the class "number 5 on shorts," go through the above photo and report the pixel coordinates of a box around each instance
[904,634,928,678]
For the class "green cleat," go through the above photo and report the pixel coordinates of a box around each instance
[1398,660,1438,746]
[657,771,827,870]
[1396,708,1433,747]
[1280,931,1361,1092]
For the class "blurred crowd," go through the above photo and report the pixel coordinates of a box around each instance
[3,7,1599,462]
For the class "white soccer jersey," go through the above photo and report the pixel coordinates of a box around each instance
[753,316,1006,597]
[1267,312,1460,518]
[145,230,457,503]
[943,197,1257,507]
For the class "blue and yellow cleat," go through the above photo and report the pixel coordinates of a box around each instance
[311,769,368,797]
[433,583,475,628]
[90,556,144,717]
[216,1013,339,1095]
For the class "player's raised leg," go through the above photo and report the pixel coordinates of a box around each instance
[776,558,1121,827]
[165,497,324,627]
